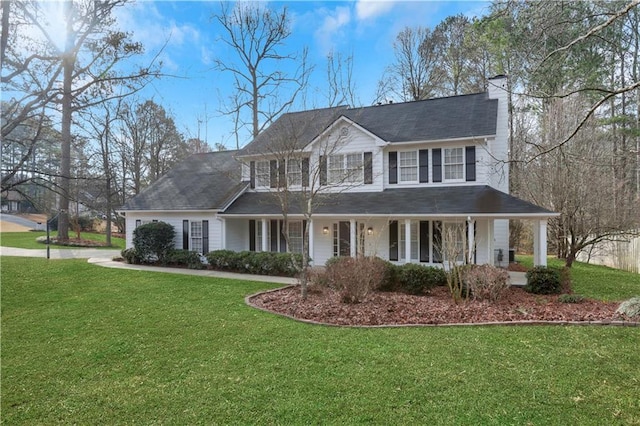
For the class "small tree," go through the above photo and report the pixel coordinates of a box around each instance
[438,222,468,303]
[133,221,175,264]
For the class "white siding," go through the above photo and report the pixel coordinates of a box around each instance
[125,211,221,252]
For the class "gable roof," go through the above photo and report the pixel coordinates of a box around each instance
[239,92,498,155]
[221,186,555,217]
[120,150,245,211]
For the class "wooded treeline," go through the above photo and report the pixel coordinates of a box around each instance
[2,0,638,265]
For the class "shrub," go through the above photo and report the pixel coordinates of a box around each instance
[205,250,305,277]
[121,248,143,265]
[524,266,562,295]
[615,296,640,318]
[206,250,237,270]
[397,264,447,295]
[325,256,387,303]
[558,294,585,304]
[133,222,176,264]
[461,264,510,302]
[374,258,400,292]
[166,250,203,269]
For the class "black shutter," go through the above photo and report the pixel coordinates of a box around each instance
[250,161,255,188]
[432,149,442,183]
[135,219,141,228]
[249,220,256,252]
[389,151,398,184]
[419,149,429,183]
[202,220,209,254]
[270,220,278,252]
[270,160,278,188]
[278,160,285,187]
[465,146,476,182]
[302,157,310,187]
[183,220,189,250]
[389,220,398,261]
[433,221,442,263]
[279,220,287,252]
[420,221,430,262]
[364,152,373,184]
[319,156,327,185]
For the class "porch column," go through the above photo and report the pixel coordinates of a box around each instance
[533,219,548,266]
[349,219,356,257]
[467,217,475,264]
[261,218,268,252]
[308,219,314,264]
[405,219,412,263]
[220,218,226,249]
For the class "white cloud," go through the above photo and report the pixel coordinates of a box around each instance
[314,6,352,55]
[355,0,395,21]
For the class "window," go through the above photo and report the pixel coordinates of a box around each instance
[444,148,464,181]
[328,153,364,184]
[399,151,418,182]
[328,154,344,184]
[287,159,302,187]
[346,153,363,183]
[255,220,271,252]
[191,221,203,253]
[255,160,270,187]
[399,220,418,261]
[288,220,303,254]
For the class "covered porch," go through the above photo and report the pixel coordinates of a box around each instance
[219,185,557,268]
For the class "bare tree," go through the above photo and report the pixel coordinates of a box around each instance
[2,0,160,239]
[522,95,640,267]
[376,26,443,103]
[325,50,359,107]
[213,2,311,148]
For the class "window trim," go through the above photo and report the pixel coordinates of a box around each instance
[328,152,365,185]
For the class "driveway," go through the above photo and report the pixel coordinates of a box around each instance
[0,213,44,232]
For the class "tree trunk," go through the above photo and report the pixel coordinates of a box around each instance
[58,0,74,240]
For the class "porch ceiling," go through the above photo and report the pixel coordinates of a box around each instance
[221,185,556,218]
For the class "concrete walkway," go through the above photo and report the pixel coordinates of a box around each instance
[0,246,298,285]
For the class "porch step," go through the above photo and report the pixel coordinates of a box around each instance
[508,271,527,287]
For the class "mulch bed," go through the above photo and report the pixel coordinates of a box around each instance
[249,285,634,326]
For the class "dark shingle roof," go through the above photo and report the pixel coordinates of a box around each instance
[221,186,554,217]
[239,106,349,156]
[121,150,245,211]
[343,93,497,142]
[239,92,497,155]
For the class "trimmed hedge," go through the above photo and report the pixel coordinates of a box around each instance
[206,250,306,277]
[397,263,447,295]
[166,250,204,270]
[524,266,562,295]
[133,222,176,265]
[121,248,143,265]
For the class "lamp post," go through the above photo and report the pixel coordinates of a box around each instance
[46,211,61,260]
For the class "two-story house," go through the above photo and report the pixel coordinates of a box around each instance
[121,76,556,267]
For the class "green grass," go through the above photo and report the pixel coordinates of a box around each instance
[0,231,124,249]
[2,257,639,424]
[517,255,640,301]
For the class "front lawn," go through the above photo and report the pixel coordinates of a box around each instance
[0,231,124,249]
[2,257,639,424]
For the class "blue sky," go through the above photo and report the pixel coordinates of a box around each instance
[114,1,491,148]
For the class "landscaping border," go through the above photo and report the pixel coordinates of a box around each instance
[245,286,640,328]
